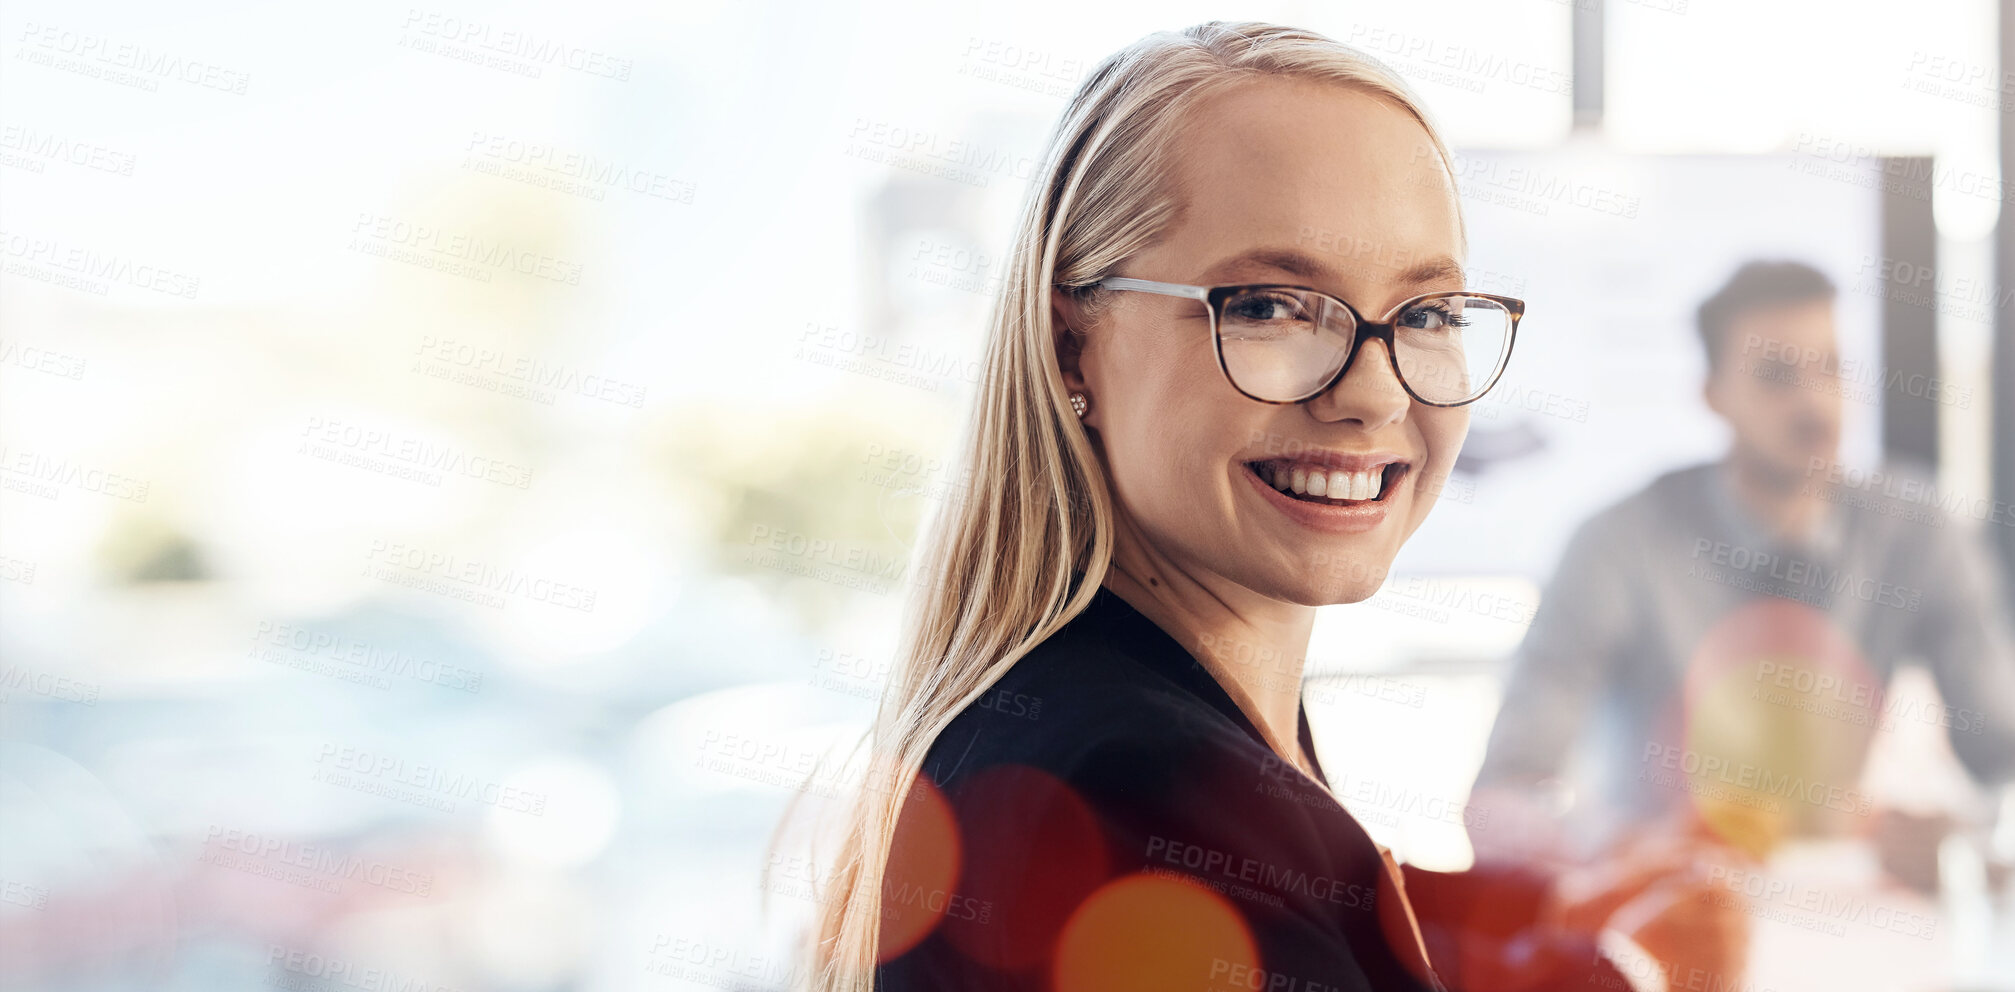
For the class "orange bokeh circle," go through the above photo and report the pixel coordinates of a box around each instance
[1052,872,1258,992]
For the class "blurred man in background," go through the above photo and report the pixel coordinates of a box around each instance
[1469,260,2015,882]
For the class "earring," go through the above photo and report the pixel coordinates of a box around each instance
[1069,392,1089,418]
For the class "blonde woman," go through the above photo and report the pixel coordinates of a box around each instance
[804,21,1690,992]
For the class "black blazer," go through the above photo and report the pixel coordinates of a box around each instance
[874,582,1446,992]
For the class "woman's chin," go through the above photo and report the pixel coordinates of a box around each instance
[1254,564,1393,607]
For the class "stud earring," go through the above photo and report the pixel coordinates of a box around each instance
[1069,392,1089,418]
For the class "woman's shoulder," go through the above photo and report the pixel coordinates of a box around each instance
[880,603,1427,992]
[916,611,1244,793]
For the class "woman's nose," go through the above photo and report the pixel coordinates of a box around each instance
[1303,337,1410,428]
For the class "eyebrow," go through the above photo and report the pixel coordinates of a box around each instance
[1396,255,1466,288]
[1202,247,1466,291]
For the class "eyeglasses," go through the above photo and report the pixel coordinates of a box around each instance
[1085,276,1526,407]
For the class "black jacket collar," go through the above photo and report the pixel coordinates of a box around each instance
[1073,578,1331,787]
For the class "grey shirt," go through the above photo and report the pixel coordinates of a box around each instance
[1475,459,2015,841]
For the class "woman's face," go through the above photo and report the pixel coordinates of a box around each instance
[1057,76,1470,606]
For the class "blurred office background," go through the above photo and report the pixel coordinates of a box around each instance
[1,0,2011,989]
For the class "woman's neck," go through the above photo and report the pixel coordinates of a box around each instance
[1101,554,1317,775]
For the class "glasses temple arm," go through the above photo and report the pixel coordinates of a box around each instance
[1095,276,1211,302]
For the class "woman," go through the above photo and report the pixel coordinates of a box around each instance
[804,21,1678,992]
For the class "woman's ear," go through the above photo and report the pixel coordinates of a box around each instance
[1051,286,1090,396]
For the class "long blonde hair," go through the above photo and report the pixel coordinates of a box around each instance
[800,20,1464,988]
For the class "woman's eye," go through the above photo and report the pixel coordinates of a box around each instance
[1401,303,1471,331]
[1227,293,1309,322]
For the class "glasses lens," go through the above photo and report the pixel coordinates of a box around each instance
[1216,288,1355,401]
[1391,295,1512,404]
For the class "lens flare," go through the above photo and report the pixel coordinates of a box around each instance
[1051,872,1258,992]
[942,764,1109,970]
[1678,598,1878,856]
[876,774,963,963]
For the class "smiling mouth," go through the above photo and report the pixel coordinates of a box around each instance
[1243,459,1408,504]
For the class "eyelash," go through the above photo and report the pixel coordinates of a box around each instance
[1406,302,1472,329]
[1230,292,1312,321]
[1218,286,1477,330]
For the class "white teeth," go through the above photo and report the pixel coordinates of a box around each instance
[1259,461,1389,502]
